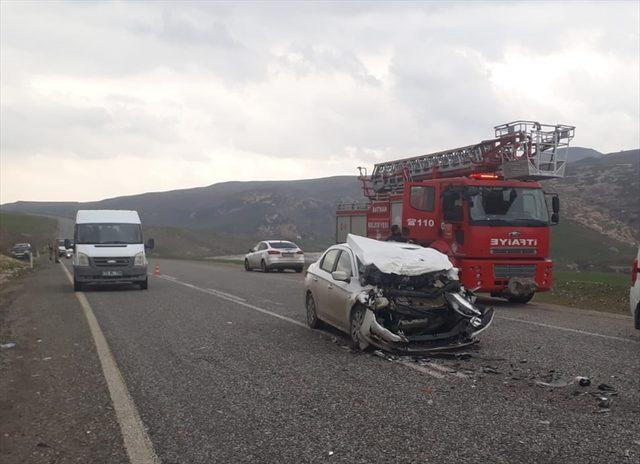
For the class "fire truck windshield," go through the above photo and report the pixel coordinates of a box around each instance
[468,187,549,227]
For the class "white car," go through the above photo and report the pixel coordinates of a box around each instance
[304,234,494,353]
[631,246,640,330]
[245,240,305,273]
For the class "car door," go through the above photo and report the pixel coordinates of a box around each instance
[324,249,357,332]
[313,249,341,323]
[249,242,262,267]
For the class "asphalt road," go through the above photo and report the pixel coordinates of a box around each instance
[10,259,640,463]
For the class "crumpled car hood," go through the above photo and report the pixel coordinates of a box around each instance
[347,234,454,276]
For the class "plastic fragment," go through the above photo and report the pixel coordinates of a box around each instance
[597,383,615,392]
[577,376,591,387]
[1,342,16,349]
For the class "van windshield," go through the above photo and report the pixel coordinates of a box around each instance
[469,187,549,227]
[76,223,142,244]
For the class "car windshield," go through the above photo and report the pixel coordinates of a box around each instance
[269,241,297,249]
[76,223,142,244]
[469,187,549,226]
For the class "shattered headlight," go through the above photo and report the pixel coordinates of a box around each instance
[445,292,482,318]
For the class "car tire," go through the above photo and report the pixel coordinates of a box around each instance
[73,279,82,292]
[261,260,269,273]
[140,278,148,290]
[244,259,251,271]
[507,293,534,304]
[295,267,303,273]
[349,305,370,351]
[306,293,321,329]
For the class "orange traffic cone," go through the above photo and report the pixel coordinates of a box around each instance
[154,264,161,276]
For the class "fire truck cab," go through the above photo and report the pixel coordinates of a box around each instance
[336,121,573,303]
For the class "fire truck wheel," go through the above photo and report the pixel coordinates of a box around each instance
[507,293,535,304]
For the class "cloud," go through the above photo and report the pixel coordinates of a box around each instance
[1,1,638,203]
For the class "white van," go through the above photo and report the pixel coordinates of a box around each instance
[69,210,154,291]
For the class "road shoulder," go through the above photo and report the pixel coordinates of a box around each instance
[0,260,128,464]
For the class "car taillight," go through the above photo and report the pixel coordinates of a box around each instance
[632,258,638,285]
[296,250,304,254]
[268,250,280,255]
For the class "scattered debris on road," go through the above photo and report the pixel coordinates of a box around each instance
[1,341,16,349]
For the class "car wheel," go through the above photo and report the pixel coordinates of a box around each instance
[261,260,269,273]
[349,305,370,351]
[140,278,148,290]
[244,259,251,271]
[306,293,321,329]
[73,278,82,292]
[507,293,534,304]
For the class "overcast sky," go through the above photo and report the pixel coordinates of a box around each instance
[1,1,638,203]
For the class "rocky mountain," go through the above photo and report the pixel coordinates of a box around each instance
[1,176,363,243]
[2,149,638,253]
[545,149,639,244]
[565,146,603,162]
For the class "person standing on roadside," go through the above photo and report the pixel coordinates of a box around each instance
[386,224,405,242]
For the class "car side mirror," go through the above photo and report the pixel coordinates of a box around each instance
[551,213,559,224]
[146,238,155,250]
[331,270,350,282]
[552,196,560,214]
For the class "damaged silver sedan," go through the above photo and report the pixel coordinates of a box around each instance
[304,234,494,353]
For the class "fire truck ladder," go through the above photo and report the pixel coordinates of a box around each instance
[365,121,575,197]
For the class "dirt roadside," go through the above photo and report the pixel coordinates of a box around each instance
[0,259,128,464]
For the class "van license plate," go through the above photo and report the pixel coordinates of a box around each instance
[102,271,123,277]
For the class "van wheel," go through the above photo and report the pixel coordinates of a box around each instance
[306,293,321,329]
[261,260,269,273]
[140,278,148,290]
[350,305,370,351]
[507,293,534,304]
[244,259,251,271]
[73,279,82,292]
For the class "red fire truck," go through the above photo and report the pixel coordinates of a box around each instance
[336,121,575,303]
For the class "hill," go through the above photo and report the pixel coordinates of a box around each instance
[0,212,58,254]
[1,176,362,243]
[545,149,639,244]
[566,146,602,162]
[2,149,638,265]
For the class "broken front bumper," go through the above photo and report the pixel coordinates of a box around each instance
[358,303,495,354]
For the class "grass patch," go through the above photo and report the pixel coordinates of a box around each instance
[0,212,58,255]
[550,219,636,270]
[535,270,630,314]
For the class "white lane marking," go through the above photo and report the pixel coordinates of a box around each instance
[157,274,465,380]
[497,315,638,344]
[425,362,468,379]
[159,274,307,329]
[397,360,445,379]
[60,264,160,464]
